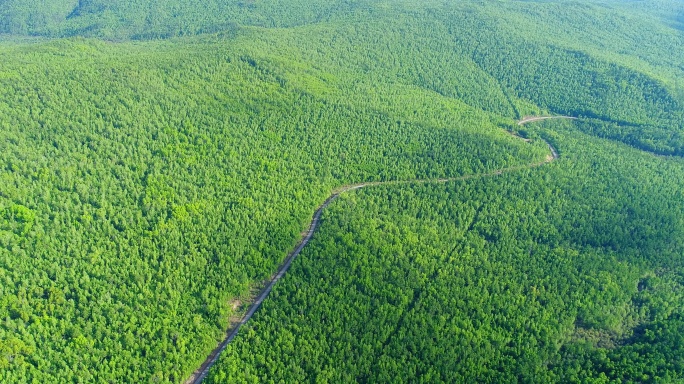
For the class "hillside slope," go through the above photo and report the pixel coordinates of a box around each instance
[0,1,683,383]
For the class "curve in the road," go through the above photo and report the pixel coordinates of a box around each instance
[518,115,577,125]
[186,117,566,383]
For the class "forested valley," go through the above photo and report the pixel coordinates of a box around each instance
[0,0,683,383]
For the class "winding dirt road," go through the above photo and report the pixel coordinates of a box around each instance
[185,117,566,383]
[518,115,577,125]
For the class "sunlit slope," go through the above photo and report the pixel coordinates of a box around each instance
[253,4,684,155]
[428,2,684,154]
[1,0,683,382]
[207,123,684,383]
[0,32,546,382]
[4,0,683,150]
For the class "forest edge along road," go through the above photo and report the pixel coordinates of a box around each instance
[186,116,565,383]
[185,117,565,383]
[518,115,577,125]
[185,116,569,384]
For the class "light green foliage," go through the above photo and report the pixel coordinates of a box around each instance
[0,0,682,383]
[0,11,545,383]
[208,126,684,383]
[0,0,373,39]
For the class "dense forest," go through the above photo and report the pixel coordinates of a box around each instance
[207,122,684,383]
[0,0,683,383]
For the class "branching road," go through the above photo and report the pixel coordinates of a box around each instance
[185,117,568,384]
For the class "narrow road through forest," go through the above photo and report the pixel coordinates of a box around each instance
[518,115,576,125]
[185,117,567,384]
